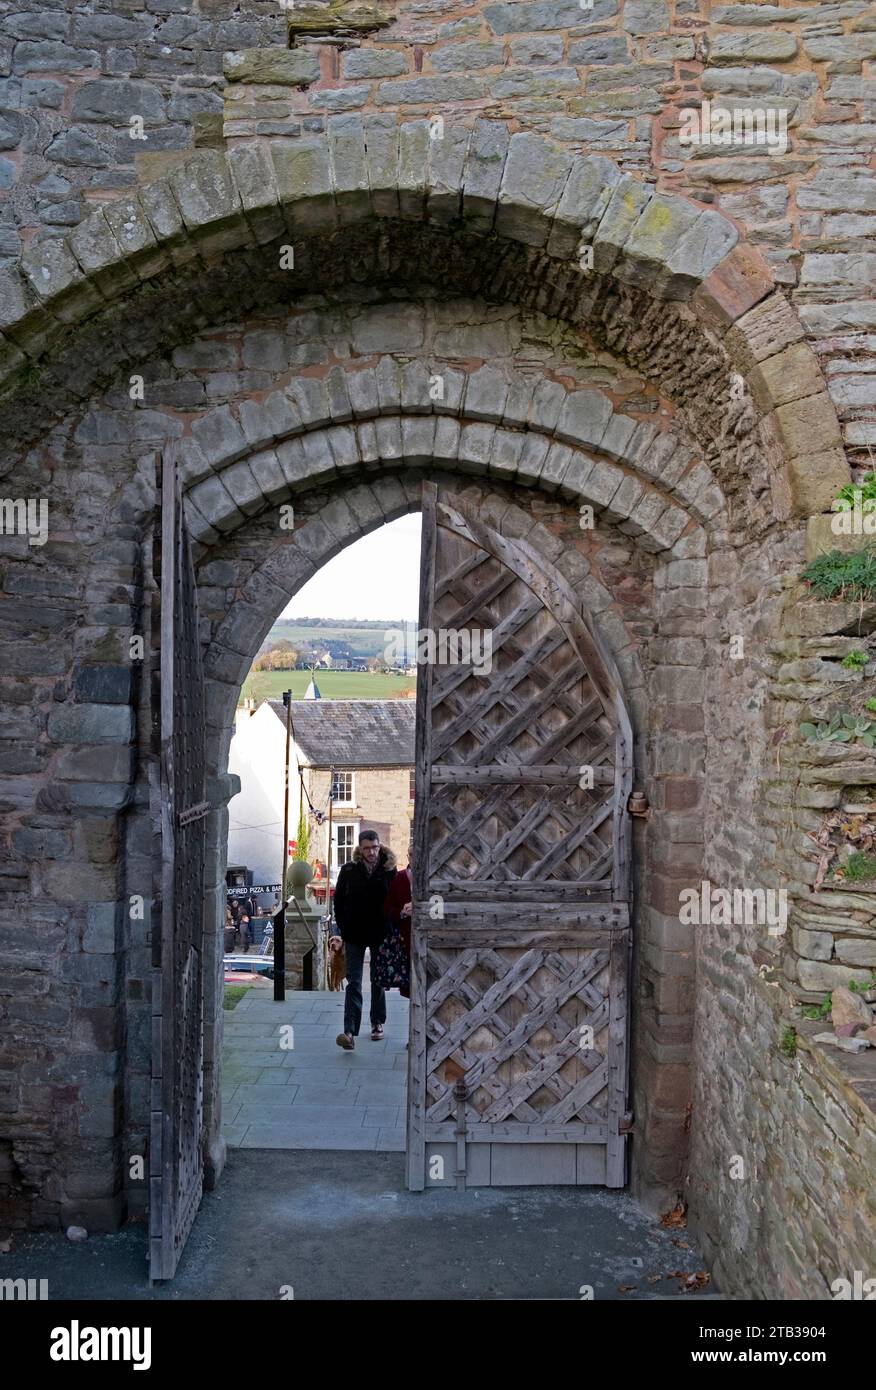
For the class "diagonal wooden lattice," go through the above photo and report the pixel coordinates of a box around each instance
[426,526,617,886]
[407,485,632,1192]
[424,946,611,1125]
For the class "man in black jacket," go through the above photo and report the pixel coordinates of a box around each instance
[330,830,396,1049]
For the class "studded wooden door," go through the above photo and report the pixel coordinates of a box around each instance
[406,483,633,1190]
[149,445,208,1279]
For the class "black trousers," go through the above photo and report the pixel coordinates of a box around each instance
[343,941,387,1036]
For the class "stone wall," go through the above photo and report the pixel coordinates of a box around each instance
[1,0,874,462]
[304,765,415,866]
[0,0,874,1299]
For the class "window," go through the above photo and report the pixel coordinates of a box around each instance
[335,824,355,867]
[332,771,354,805]
[409,768,416,801]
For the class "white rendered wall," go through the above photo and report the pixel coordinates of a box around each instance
[227,704,302,885]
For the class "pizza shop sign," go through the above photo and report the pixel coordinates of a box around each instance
[225,884,282,897]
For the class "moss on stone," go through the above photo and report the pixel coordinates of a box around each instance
[285,0,394,36]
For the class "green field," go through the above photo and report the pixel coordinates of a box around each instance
[240,668,416,705]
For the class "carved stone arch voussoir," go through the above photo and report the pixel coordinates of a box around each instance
[0,126,845,518]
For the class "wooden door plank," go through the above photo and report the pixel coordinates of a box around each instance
[425,1123,610,1143]
[431,764,616,786]
[406,480,437,1193]
[605,931,630,1186]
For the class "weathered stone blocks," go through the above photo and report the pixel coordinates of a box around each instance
[169,150,247,255]
[327,114,370,224]
[19,237,102,325]
[271,137,335,234]
[495,132,573,248]
[223,50,320,87]
[462,119,510,234]
[592,175,653,275]
[342,49,406,79]
[227,141,285,244]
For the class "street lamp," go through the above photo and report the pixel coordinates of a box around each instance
[273,688,293,1002]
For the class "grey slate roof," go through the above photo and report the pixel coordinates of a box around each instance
[266,699,414,768]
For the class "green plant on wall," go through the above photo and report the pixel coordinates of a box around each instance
[801,548,876,601]
[19,360,42,388]
[833,472,876,511]
[802,974,875,1020]
[841,649,869,671]
[842,851,876,882]
[294,806,310,862]
[779,1026,798,1059]
[800,713,876,747]
[802,994,832,1021]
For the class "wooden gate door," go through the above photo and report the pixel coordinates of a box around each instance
[149,445,209,1279]
[407,483,633,1190]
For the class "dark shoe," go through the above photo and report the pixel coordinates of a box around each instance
[371,1024,384,1041]
[336,1032,354,1050]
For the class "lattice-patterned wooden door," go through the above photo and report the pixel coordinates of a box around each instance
[149,445,208,1279]
[407,483,633,1190]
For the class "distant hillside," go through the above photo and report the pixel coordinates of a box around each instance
[264,617,418,662]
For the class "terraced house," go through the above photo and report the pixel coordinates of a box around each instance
[0,0,874,1295]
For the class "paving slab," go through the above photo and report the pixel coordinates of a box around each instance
[279,1079,362,1099]
[223,985,409,1152]
[376,1129,406,1152]
[231,1089,327,1109]
[276,1076,359,1094]
[240,1127,382,1150]
[269,1102,370,1125]
[362,1106,402,1126]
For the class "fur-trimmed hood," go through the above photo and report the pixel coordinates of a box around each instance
[351,844,397,870]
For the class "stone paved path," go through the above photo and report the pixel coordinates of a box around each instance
[222,976,409,1152]
[3,1149,712,1301]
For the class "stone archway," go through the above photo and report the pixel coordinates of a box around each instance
[191,459,693,1206]
[168,319,717,1206]
[0,121,847,524]
[3,120,866,1297]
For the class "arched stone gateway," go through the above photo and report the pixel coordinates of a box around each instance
[0,125,848,524]
[1,118,873,1296]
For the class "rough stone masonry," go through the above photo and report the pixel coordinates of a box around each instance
[0,0,874,1300]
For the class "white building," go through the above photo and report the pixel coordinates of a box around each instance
[227,700,291,888]
[227,698,415,899]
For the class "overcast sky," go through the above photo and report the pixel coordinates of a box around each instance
[281,513,422,621]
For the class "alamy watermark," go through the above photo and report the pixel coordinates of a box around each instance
[679,879,788,936]
[384,626,493,676]
[0,1276,48,1300]
[50,1321,151,1369]
[832,1271,876,1299]
[0,497,48,547]
[679,100,789,155]
[830,488,876,536]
